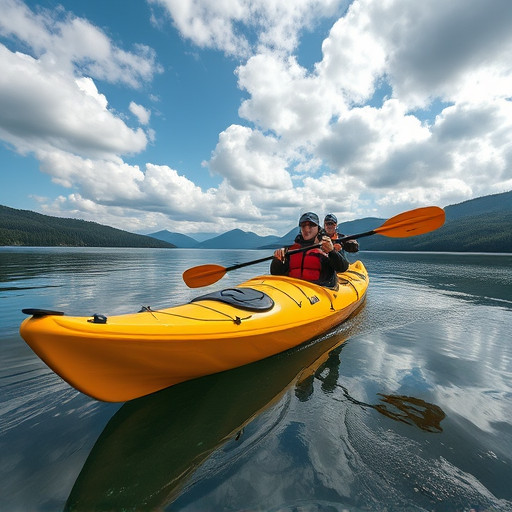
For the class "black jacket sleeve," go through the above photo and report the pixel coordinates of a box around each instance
[270,257,289,275]
[315,249,350,287]
[327,249,349,273]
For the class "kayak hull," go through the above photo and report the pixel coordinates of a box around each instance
[20,261,369,402]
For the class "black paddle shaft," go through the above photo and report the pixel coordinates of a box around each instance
[224,244,321,272]
[224,231,370,273]
[223,229,365,274]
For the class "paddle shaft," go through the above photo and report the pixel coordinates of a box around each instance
[224,243,322,272]
[225,230,370,273]
[337,230,373,241]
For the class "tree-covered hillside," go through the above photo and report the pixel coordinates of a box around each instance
[0,205,175,248]
[355,211,512,252]
[444,190,512,220]
[337,190,512,253]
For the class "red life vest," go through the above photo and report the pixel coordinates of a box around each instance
[287,243,327,281]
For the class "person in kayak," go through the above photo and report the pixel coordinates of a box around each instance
[270,212,349,287]
[323,213,359,253]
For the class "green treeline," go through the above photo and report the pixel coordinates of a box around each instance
[359,211,512,252]
[0,205,175,248]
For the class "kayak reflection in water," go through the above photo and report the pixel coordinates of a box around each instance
[64,332,354,511]
[65,330,445,511]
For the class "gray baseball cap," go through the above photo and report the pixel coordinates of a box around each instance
[299,212,319,226]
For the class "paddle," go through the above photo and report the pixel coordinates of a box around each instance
[182,206,445,288]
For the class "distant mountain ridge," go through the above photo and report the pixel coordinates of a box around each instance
[147,228,282,249]
[147,230,198,248]
[149,190,511,253]
[195,229,282,249]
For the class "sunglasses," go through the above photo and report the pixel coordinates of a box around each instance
[300,222,318,228]
[325,221,336,226]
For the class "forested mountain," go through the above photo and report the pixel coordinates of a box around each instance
[349,191,511,252]
[444,190,511,220]
[0,205,175,248]
[353,210,511,252]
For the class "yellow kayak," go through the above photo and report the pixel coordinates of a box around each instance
[19,261,368,402]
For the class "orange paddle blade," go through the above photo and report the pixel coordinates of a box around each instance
[182,264,227,288]
[374,206,445,238]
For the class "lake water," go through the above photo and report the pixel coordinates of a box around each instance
[1,247,511,512]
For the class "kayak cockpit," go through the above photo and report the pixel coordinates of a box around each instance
[190,287,274,311]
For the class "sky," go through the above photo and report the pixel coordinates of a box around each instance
[1,0,511,237]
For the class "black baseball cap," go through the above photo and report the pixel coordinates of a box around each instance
[299,212,319,226]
